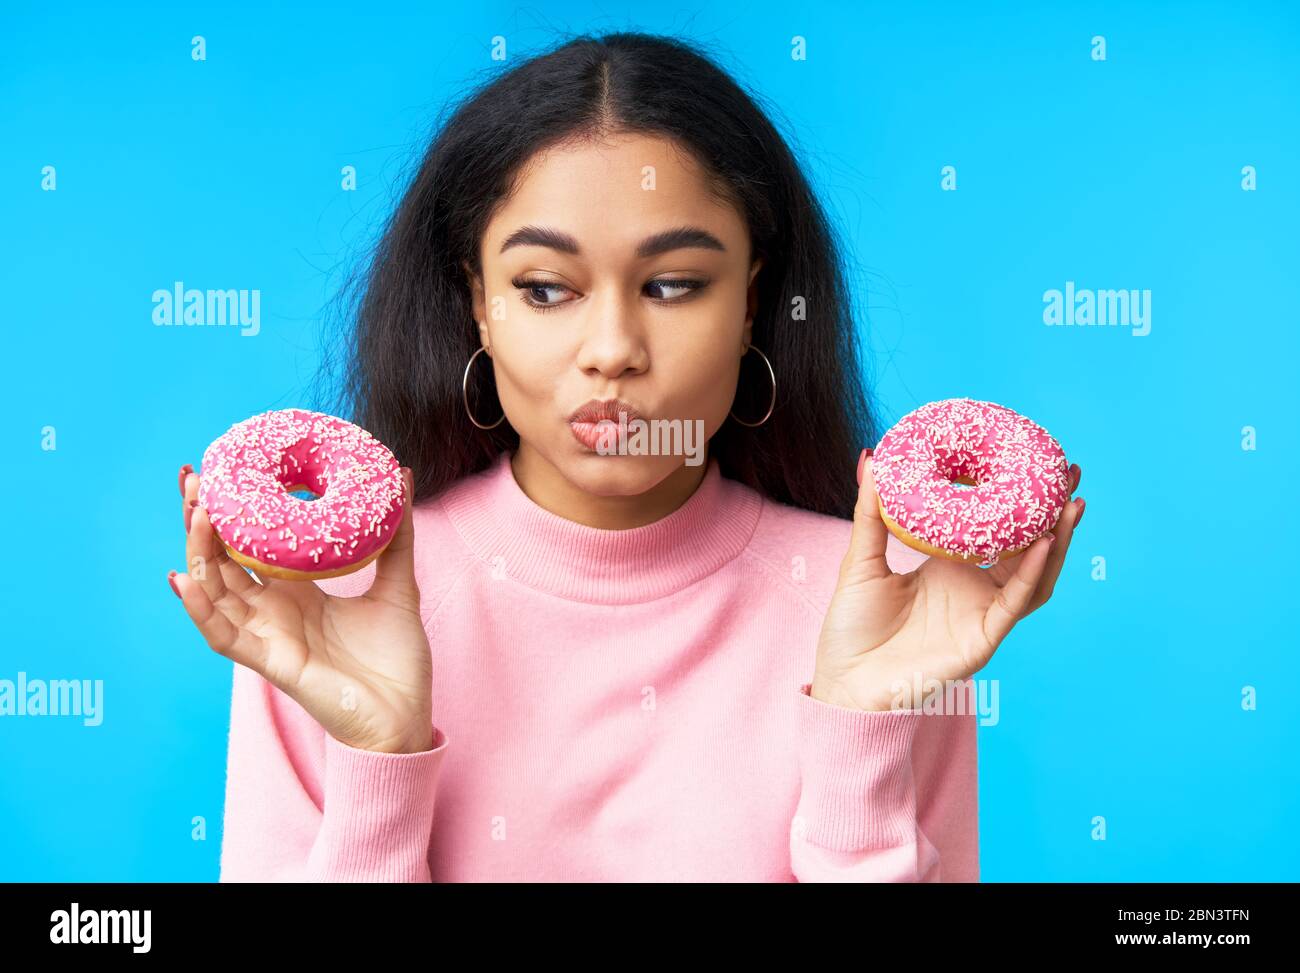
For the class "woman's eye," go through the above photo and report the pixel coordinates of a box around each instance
[513,280,572,312]
[646,278,706,301]
[511,276,708,313]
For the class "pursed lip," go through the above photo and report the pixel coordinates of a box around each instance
[568,398,645,424]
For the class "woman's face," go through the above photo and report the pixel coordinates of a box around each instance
[466,131,763,525]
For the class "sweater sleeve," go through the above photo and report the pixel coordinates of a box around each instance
[217,662,449,882]
[217,568,449,883]
[215,561,449,879]
[788,680,979,883]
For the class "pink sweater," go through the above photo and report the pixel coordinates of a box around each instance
[217,449,980,882]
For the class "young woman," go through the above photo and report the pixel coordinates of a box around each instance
[170,31,1083,882]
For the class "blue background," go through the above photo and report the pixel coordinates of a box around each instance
[1,1,1296,881]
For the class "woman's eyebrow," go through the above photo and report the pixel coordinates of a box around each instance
[499,225,727,257]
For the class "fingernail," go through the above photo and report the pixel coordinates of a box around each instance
[856,448,867,486]
[185,499,198,533]
[167,570,181,599]
[1075,497,1085,527]
[178,464,193,497]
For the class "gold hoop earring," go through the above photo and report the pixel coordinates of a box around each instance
[729,343,775,428]
[463,345,506,430]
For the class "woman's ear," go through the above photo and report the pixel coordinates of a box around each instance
[745,257,763,327]
[463,260,484,323]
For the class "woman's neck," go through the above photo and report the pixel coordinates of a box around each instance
[438,447,762,604]
[510,442,711,530]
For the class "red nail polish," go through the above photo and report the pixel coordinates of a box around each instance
[185,499,197,533]
[1075,497,1085,527]
[178,464,193,497]
[168,570,181,599]
[856,448,867,486]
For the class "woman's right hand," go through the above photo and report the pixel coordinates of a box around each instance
[171,465,434,754]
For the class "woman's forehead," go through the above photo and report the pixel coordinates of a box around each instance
[485,137,746,260]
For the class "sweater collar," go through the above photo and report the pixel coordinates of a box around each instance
[439,450,763,605]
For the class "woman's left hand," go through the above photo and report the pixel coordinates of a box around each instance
[812,451,1084,712]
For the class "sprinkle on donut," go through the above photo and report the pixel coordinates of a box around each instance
[871,398,1070,566]
[198,409,405,577]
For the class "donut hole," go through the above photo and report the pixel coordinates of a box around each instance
[282,480,323,502]
[933,455,982,492]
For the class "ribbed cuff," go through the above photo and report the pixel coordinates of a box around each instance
[794,683,921,852]
[305,724,449,882]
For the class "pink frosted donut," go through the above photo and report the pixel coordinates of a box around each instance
[871,398,1070,567]
[197,409,406,580]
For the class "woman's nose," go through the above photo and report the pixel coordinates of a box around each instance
[574,292,649,376]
